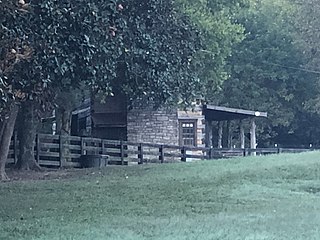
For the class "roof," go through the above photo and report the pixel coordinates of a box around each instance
[203,105,267,121]
[72,98,91,115]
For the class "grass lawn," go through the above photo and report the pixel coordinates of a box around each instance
[1,152,320,239]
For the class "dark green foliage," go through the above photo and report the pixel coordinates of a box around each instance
[292,0,320,70]
[0,0,204,176]
[113,0,203,106]
[0,0,123,114]
[216,0,320,147]
[0,0,203,113]
[176,0,247,98]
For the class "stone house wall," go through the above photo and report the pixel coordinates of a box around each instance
[127,107,179,145]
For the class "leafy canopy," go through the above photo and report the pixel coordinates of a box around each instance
[112,0,203,107]
[176,0,248,99]
[1,0,204,114]
[0,0,123,114]
[216,0,320,146]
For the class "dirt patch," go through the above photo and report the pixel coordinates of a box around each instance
[4,167,104,182]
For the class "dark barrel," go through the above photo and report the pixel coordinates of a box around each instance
[80,155,109,168]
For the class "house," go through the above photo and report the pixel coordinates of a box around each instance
[71,96,267,150]
[71,94,127,140]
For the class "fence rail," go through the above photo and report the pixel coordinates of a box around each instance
[7,133,315,167]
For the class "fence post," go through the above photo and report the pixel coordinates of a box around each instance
[102,140,106,155]
[120,140,124,165]
[159,145,164,163]
[208,148,213,160]
[59,135,66,167]
[243,148,247,157]
[100,139,103,155]
[36,134,40,163]
[181,147,187,162]
[138,143,144,164]
[81,137,85,155]
[13,131,18,164]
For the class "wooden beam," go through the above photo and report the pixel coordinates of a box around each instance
[14,131,18,164]
[218,121,223,148]
[59,135,66,167]
[205,120,213,148]
[250,118,256,156]
[181,146,187,162]
[204,105,268,118]
[227,120,232,149]
[80,137,85,155]
[240,119,245,149]
[36,134,40,163]
[120,140,125,165]
[159,145,164,163]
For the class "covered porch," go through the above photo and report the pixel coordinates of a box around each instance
[203,105,267,151]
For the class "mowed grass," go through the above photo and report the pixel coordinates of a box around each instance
[2,152,320,240]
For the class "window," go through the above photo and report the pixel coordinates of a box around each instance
[179,120,197,146]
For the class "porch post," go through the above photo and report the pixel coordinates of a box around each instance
[205,119,213,148]
[250,118,256,156]
[227,120,232,148]
[240,119,245,149]
[218,121,223,148]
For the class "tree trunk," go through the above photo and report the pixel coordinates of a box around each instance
[55,108,62,136]
[55,107,72,165]
[56,107,72,135]
[0,104,19,181]
[16,101,41,171]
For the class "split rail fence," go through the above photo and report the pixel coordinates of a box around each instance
[7,133,315,167]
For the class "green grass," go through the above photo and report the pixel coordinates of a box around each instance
[2,152,320,239]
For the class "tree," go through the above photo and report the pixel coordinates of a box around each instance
[15,100,42,170]
[0,0,204,179]
[54,89,87,136]
[176,0,248,99]
[292,0,320,71]
[112,0,203,107]
[0,0,123,179]
[215,0,320,147]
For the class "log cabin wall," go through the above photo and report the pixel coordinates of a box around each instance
[91,95,127,140]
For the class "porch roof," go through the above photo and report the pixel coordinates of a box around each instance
[203,105,267,121]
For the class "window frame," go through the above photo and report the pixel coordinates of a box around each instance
[179,119,197,147]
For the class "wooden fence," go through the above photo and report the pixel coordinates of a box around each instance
[7,133,315,167]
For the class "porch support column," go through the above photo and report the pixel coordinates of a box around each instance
[205,119,213,148]
[227,120,232,148]
[240,119,245,149]
[250,118,256,156]
[218,121,223,148]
